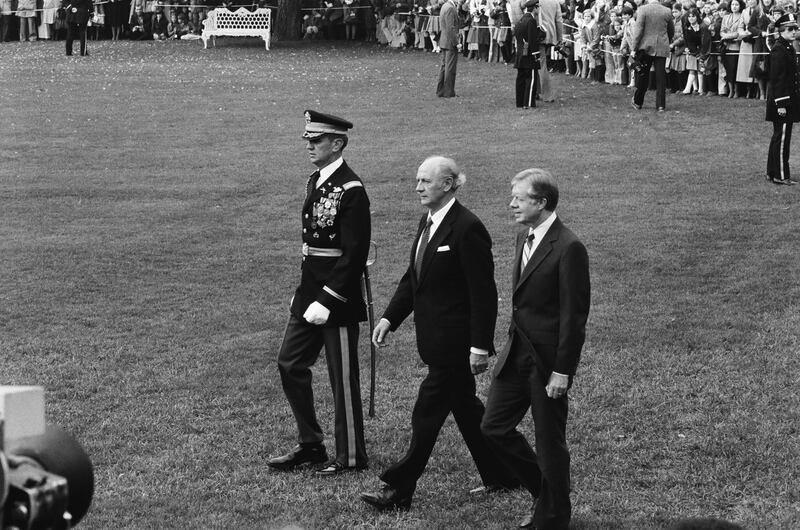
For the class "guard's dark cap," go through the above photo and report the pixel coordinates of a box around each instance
[523,0,539,9]
[776,12,798,28]
[302,110,353,139]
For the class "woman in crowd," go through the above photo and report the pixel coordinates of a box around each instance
[38,0,60,40]
[747,0,773,99]
[736,0,757,96]
[343,0,359,40]
[682,7,704,93]
[16,0,37,41]
[466,0,490,60]
[425,0,441,51]
[106,0,126,40]
[668,2,686,92]
[720,0,745,98]
[490,0,512,63]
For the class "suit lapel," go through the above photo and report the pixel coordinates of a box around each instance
[511,229,526,287]
[515,218,561,291]
[416,201,459,287]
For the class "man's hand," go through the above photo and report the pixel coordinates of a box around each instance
[303,301,330,325]
[778,107,787,117]
[545,372,569,399]
[372,318,392,347]
[470,351,489,375]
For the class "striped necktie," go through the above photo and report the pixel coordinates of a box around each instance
[521,232,535,271]
[415,218,433,280]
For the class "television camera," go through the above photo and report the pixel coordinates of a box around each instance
[1,386,94,530]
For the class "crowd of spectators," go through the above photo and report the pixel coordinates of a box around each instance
[0,0,792,99]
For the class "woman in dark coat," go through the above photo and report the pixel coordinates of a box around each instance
[765,12,800,185]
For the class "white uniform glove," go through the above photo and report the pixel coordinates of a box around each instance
[303,301,330,325]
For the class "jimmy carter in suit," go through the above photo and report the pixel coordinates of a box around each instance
[481,168,590,530]
[268,110,371,476]
[630,0,674,111]
[360,156,515,511]
[436,0,461,97]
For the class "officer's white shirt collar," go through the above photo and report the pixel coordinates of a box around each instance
[426,196,456,240]
[316,157,344,188]
[527,211,557,255]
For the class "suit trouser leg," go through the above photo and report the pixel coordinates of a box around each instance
[654,56,667,109]
[633,53,654,107]
[436,51,447,96]
[78,25,87,55]
[481,339,542,497]
[450,363,517,488]
[530,363,571,529]
[322,324,368,467]
[379,366,455,494]
[277,315,326,447]
[516,68,531,107]
[443,48,458,97]
[66,24,75,55]
[538,44,552,99]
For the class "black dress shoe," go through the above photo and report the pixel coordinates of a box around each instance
[315,460,367,476]
[267,444,328,471]
[360,485,412,511]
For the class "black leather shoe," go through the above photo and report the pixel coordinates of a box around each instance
[267,444,328,471]
[315,460,367,476]
[360,485,412,511]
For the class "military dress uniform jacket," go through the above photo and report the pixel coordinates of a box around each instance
[766,37,800,123]
[290,161,371,327]
[514,12,545,70]
[65,0,92,25]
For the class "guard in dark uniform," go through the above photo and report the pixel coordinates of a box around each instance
[269,110,371,476]
[65,0,92,56]
[514,0,545,109]
[766,13,800,185]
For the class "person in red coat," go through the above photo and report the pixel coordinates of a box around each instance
[765,13,800,185]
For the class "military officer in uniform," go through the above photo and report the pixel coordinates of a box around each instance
[268,110,371,476]
[65,0,92,56]
[766,13,800,185]
[514,0,545,109]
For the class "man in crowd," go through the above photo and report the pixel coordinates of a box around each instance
[268,110,371,476]
[65,0,93,56]
[535,0,563,102]
[481,168,590,530]
[360,156,516,511]
[437,0,461,97]
[630,0,674,111]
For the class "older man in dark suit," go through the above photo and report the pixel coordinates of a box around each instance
[481,168,590,530]
[630,0,674,111]
[360,156,515,511]
[436,0,462,97]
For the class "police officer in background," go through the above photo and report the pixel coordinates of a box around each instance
[766,13,800,185]
[268,110,372,476]
[65,0,92,56]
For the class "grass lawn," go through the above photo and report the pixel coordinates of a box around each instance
[1,38,799,529]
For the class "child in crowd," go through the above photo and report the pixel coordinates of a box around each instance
[573,10,588,77]
[302,10,323,39]
[590,7,608,83]
[608,17,624,84]
[603,9,618,83]
[620,6,636,87]
[668,3,686,92]
[152,10,168,40]
[581,10,596,80]
[683,8,705,93]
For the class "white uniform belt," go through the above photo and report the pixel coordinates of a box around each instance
[302,243,343,257]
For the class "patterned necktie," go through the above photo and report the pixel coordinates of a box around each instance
[415,218,433,280]
[521,232,535,271]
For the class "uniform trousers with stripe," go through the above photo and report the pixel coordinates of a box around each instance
[516,68,539,108]
[768,120,793,182]
[379,362,512,495]
[277,315,367,468]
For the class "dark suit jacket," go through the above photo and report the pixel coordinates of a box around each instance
[290,161,371,326]
[382,200,498,367]
[631,1,674,57]
[65,0,93,25]
[438,0,459,50]
[514,12,544,70]
[494,217,590,378]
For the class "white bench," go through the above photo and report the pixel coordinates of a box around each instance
[201,7,271,49]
